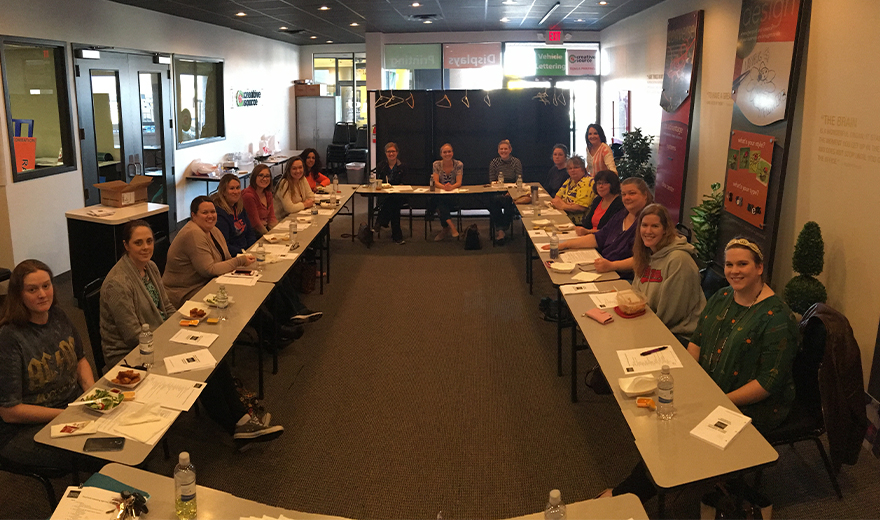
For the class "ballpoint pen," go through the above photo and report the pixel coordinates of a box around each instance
[640,346,668,356]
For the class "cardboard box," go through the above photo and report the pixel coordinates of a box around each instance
[93,176,152,207]
[295,84,328,97]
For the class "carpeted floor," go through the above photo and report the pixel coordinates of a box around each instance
[3,207,880,519]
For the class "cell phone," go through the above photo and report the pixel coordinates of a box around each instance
[233,269,254,276]
[83,436,126,452]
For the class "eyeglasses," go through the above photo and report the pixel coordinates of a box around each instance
[257,174,271,179]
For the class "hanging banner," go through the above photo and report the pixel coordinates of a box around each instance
[567,49,597,76]
[716,0,810,279]
[654,10,703,224]
[535,48,566,76]
[724,130,774,229]
[443,43,501,69]
[384,44,442,70]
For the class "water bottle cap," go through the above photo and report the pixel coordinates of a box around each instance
[549,489,561,505]
[141,323,149,331]
[179,451,190,465]
[662,364,670,373]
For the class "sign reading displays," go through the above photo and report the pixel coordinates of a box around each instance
[443,43,502,69]
[384,44,442,70]
[567,49,597,75]
[535,48,566,76]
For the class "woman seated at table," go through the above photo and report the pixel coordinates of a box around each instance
[430,143,463,240]
[301,148,330,190]
[0,259,100,473]
[100,221,283,450]
[550,156,594,227]
[375,142,407,244]
[163,196,255,308]
[241,165,278,237]
[585,124,617,175]
[546,143,570,199]
[274,157,315,222]
[598,238,797,502]
[488,139,523,243]
[630,204,705,340]
[213,174,257,257]
[544,177,652,278]
[580,170,624,233]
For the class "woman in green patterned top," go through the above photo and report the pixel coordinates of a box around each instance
[688,237,798,432]
[550,155,594,226]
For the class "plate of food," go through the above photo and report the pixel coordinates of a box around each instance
[556,223,575,231]
[106,367,147,389]
[297,216,313,223]
[263,233,290,243]
[178,301,210,320]
[203,293,235,307]
[532,219,552,226]
[80,388,125,414]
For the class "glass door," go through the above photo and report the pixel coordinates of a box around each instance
[75,50,176,225]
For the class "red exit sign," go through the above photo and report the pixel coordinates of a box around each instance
[546,30,562,43]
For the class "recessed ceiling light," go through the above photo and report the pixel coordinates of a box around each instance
[279,26,288,30]
[599,1,607,4]
[310,35,317,39]
[412,2,421,6]
[326,40,334,43]
[423,20,432,24]
[235,12,246,16]
[502,0,516,4]
[576,19,583,22]
[500,17,510,22]
[350,22,359,26]
[319,6,330,10]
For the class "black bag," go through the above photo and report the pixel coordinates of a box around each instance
[357,223,374,248]
[464,224,481,250]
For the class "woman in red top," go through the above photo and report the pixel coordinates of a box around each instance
[580,170,624,233]
[241,164,278,237]
[301,148,330,190]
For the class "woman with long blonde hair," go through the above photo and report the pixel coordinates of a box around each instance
[274,156,315,221]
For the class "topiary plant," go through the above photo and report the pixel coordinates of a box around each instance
[689,182,724,266]
[616,127,656,187]
[784,221,827,314]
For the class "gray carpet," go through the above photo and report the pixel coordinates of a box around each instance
[3,208,880,519]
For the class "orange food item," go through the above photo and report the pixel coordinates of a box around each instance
[189,307,207,318]
[111,369,141,385]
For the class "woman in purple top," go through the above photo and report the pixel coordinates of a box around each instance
[544,177,652,277]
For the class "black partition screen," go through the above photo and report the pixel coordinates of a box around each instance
[373,89,570,186]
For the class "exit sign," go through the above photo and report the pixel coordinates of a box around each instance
[546,30,562,44]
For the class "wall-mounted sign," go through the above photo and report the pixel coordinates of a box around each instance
[230,88,262,108]
[535,48,566,76]
[724,130,774,229]
[567,49,597,76]
[443,43,501,69]
[384,44,441,70]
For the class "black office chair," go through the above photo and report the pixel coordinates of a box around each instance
[758,309,843,498]
[700,264,727,300]
[82,278,106,374]
[0,457,69,509]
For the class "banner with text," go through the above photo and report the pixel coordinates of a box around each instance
[384,44,442,70]
[654,10,703,224]
[535,48,566,76]
[724,130,774,229]
[443,43,501,69]
[567,49,597,76]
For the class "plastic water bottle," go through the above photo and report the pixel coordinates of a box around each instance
[430,175,435,192]
[332,173,339,193]
[497,171,504,185]
[311,200,319,216]
[174,452,197,520]
[534,192,542,217]
[289,220,297,241]
[549,233,559,260]
[255,241,266,272]
[330,188,338,206]
[369,169,377,188]
[215,285,228,321]
[138,324,154,369]
[516,173,523,190]
[544,489,566,520]
[657,364,675,420]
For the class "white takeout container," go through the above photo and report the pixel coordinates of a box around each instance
[550,262,576,273]
[618,374,658,397]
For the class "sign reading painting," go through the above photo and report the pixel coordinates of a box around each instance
[535,48,566,76]
[384,44,442,70]
[724,130,774,229]
[443,43,501,69]
[567,50,597,76]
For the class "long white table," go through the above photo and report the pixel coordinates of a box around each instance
[563,286,779,517]
[506,493,648,520]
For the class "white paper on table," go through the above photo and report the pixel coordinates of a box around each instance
[133,373,207,411]
[556,231,578,240]
[259,244,290,256]
[313,193,330,200]
[276,252,300,261]
[297,209,312,215]
[589,292,620,310]
[572,271,601,282]
[95,401,175,445]
[519,208,534,215]
[164,348,217,374]
[216,274,260,286]
[560,283,599,295]
[50,420,98,438]
[690,406,752,450]
[560,249,601,265]
[169,328,219,348]
[393,185,414,191]
[539,193,551,199]
[617,346,682,375]
[528,229,548,238]
[50,486,121,520]
[317,209,334,216]
[542,209,563,215]
[413,187,429,193]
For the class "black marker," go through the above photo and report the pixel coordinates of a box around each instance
[640,346,668,356]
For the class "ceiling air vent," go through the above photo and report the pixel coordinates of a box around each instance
[279,28,304,34]
[407,13,441,22]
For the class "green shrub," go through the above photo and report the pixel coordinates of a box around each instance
[689,182,723,265]
[784,275,828,315]
[783,221,827,314]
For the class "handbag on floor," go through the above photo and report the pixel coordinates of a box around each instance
[357,222,374,248]
[464,224,481,250]
[291,259,317,294]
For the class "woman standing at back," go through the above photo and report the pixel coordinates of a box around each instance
[585,124,617,175]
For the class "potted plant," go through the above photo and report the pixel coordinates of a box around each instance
[616,127,656,187]
[689,182,724,267]
[783,221,827,314]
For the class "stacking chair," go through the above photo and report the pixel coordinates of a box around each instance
[82,278,106,374]
[0,457,68,509]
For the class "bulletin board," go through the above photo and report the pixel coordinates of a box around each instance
[370,88,570,186]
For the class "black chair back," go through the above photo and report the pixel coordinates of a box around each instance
[82,278,105,374]
[700,264,727,300]
[795,318,827,421]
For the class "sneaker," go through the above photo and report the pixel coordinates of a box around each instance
[249,409,272,427]
[291,308,323,324]
[234,416,284,451]
[434,228,448,241]
[394,238,406,245]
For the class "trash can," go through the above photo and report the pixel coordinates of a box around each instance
[346,162,366,185]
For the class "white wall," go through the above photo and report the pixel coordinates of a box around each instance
[297,43,366,83]
[600,0,880,385]
[0,0,300,274]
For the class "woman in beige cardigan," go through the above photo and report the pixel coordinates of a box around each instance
[163,196,255,308]
[273,156,315,221]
